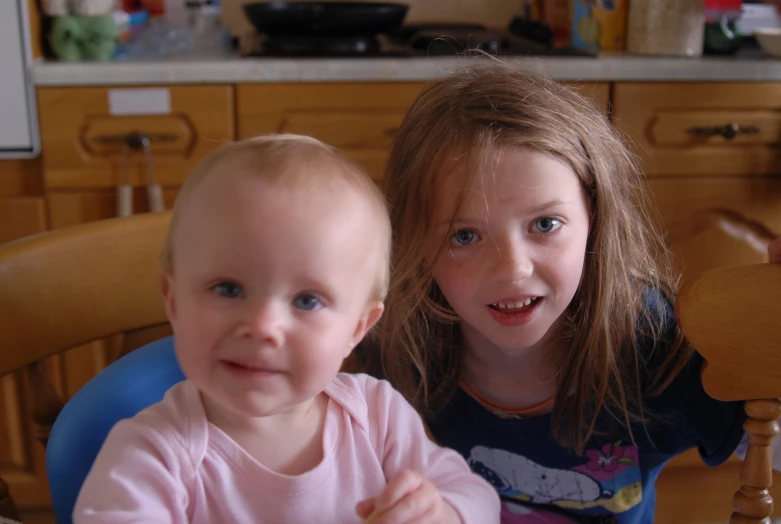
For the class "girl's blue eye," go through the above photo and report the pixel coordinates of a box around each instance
[214,281,243,298]
[533,217,562,234]
[451,229,479,246]
[294,294,322,311]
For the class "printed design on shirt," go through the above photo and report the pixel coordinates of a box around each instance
[467,443,642,517]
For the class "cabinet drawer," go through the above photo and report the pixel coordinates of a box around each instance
[237,82,609,183]
[37,86,235,190]
[237,83,424,183]
[613,83,781,177]
[647,176,781,284]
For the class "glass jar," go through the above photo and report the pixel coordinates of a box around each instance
[627,0,706,56]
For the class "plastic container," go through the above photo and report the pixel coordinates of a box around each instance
[626,0,706,57]
[703,0,742,54]
[571,0,629,53]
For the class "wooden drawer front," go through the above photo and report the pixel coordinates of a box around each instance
[237,83,424,182]
[37,86,235,190]
[647,176,781,284]
[613,83,781,177]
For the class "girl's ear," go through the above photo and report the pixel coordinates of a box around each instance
[160,273,177,322]
[345,302,385,358]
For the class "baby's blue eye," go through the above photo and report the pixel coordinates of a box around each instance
[533,218,562,234]
[451,229,479,246]
[294,294,322,311]
[214,282,243,298]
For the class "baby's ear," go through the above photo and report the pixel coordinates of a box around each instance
[348,302,385,353]
[160,273,177,321]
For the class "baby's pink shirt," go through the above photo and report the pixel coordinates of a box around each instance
[73,373,500,523]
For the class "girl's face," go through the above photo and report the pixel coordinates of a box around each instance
[431,147,591,360]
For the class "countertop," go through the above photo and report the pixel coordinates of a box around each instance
[31,51,781,86]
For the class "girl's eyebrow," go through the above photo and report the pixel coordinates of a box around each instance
[437,217,482,228]
[525,199,569,214]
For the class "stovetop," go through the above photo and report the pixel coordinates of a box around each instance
[236,26,596,59]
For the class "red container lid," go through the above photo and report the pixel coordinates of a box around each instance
[705,0,743,10]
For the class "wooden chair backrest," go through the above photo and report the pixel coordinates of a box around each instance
[676,263,781,523]
[0,211,172,521]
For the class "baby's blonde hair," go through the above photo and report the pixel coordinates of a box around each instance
[161,134,391,302]
[375,61,688,454]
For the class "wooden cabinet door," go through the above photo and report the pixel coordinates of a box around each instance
[646,176,781,285]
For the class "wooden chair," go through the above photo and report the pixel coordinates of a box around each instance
[676,231,781,523]
[0,211,172,522]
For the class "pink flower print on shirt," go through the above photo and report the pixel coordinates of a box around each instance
[586,442,629,473]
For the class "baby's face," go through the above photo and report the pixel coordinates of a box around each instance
[162,167,383,424]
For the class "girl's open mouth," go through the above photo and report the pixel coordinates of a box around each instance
[489,297,541,314]
[487,297,543,326]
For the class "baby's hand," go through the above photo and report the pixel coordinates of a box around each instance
[356,470,462,524]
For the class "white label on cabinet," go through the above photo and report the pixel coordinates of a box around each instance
[108,88,171,116]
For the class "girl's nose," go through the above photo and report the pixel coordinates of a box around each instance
[492,242,534,283]
[236,300,284,347]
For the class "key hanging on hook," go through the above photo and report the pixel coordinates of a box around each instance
[116,132,166,217]
[139,135,165,213]
[117,142,133,218]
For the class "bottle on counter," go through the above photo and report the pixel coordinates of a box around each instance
[571,0,629,53]
[627,0,706,57]
[703,0,743,54]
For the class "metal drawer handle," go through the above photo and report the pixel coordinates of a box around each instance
[685,123,761,141]
[91,131,181,148]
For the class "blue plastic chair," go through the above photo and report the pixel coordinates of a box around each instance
[46,336,184,524]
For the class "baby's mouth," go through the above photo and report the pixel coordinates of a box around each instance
[489,297,542,314]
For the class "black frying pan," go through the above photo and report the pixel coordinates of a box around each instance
[242,2,409,37]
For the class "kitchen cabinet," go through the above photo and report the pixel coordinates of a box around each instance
[613,82,781,178]
[647,176,781,284]
[36,85,235,191]
[613,82,781,522]
[237,82,425,183]
[613,82,781,281]
[236,82,610,183]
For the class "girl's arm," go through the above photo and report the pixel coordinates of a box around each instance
[72,417,191,523]
[362,376,501,524]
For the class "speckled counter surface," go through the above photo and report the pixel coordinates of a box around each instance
[31,51,781,86]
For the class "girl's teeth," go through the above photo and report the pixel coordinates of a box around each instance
[493,298,537,309]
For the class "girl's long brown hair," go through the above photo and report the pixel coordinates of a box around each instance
[375,61,690,454]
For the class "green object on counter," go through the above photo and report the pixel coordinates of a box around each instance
[704,17,742,55]
[50,15,119,62]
